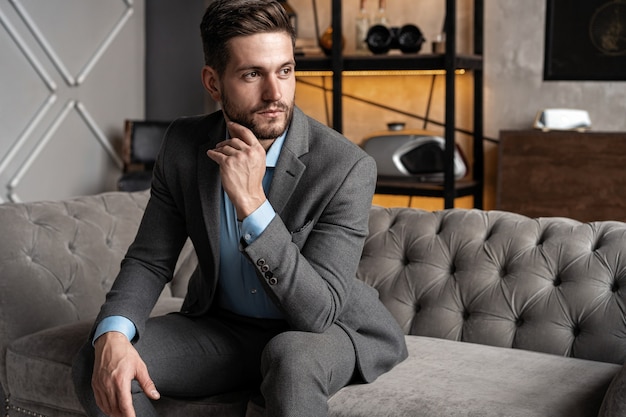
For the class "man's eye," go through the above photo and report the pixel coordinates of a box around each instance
[279,67,292,77]
[245,71,259,79]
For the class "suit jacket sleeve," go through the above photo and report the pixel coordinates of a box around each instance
[93,118,192,340]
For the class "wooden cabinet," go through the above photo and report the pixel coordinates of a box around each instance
[497,130,626,222]
[295,0,484,208]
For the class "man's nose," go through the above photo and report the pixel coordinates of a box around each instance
[262,76,282,101]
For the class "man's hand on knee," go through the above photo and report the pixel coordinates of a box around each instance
[92,331,160,417]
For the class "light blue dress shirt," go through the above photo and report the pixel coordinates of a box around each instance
[93,130,287,343]
[216,131,285,319]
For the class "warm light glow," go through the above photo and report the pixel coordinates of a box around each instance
[295,69,466,77]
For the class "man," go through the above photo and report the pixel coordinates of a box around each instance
[72,1,407,416]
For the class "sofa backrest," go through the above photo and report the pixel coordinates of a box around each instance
[359,206,626,365]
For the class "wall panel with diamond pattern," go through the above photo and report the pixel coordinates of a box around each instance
[0,0,144,203]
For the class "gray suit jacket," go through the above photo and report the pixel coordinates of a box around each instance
[98,107,407,383]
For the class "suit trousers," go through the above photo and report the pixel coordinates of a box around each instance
[72,310,357,417]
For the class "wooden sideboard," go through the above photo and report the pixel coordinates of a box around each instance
[497,130,626,222]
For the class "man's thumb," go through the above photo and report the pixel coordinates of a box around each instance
[137,367,160,400]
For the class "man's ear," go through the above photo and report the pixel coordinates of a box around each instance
[201,66,221,102]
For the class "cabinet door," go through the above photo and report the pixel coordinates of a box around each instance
[497,130,626,222]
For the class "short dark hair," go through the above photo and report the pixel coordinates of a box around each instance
[200,0,296,76]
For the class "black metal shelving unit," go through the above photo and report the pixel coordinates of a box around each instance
[296,0,484,209]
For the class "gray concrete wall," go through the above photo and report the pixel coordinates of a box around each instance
[484,0,626,137]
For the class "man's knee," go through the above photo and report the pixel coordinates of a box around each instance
[260,331,344,416]
[261,332,324,379]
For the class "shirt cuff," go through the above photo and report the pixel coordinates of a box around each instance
[92,316,137,346]
[240,199,275,245]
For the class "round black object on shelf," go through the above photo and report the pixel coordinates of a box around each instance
[366,24,425,54]
[397,24,424,53]
[366,24,393,54]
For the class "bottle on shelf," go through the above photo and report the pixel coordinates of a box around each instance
[355,0,371,53]
[372,0,389,27]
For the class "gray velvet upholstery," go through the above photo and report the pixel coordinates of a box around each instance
[1,191,625,416]
[329,336,618,417]
[362,206,626,364]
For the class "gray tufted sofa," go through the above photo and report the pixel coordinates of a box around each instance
[2,190,626,417]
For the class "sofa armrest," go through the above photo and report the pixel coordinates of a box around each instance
[0,191,149,394]
[599,363,626,416]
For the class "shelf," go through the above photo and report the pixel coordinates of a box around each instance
[296,53,483,73]
[300,0,484,209]
[375,177,480,198]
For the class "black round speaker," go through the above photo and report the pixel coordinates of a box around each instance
[397,24,424,54]
[366,25,393,54]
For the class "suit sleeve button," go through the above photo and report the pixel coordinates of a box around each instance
[257,258,266,266]
[268,276,278,285]
[261,264,270,272]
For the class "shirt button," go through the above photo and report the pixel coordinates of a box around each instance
[244,233,252,241]
[251,288,258,294]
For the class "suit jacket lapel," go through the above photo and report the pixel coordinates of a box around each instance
[198,118,226,263]
[269,107,309,214]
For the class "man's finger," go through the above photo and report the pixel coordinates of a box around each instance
[93,385,113,416]
[215,138,245,150]
[116,377,137,417]
[136,364,160,400]
[213,141,243,156]
[206,148,226,165]
[227,121,257,146]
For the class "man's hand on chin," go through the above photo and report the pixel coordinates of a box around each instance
[92,331,160,417]
[206,121,269,220]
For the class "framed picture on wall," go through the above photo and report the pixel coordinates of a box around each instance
[544,0,626,81]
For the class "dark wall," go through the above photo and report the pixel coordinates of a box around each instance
[145,0,215,121]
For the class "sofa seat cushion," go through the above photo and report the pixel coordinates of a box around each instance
[8,322,620,417]
[5,299,252,417]
[7,321,92,415]
[328,336,620,417]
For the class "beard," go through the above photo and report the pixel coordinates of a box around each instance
[221,89,294,141]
